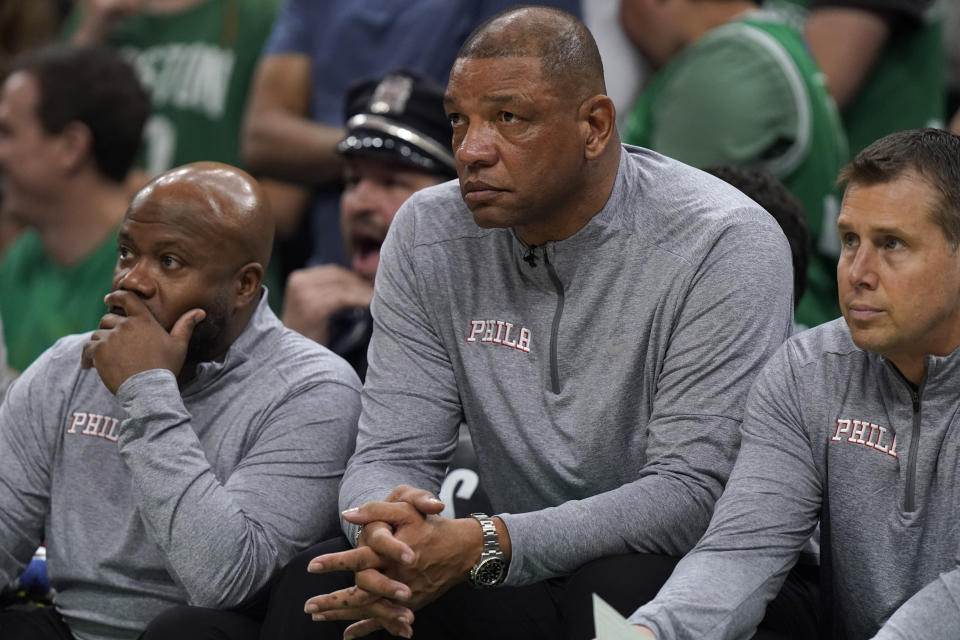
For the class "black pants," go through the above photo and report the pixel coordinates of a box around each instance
[142,537,821,640]
[0,605,75,640]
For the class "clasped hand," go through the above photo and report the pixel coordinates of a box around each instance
[304,485,483,639]
[81,290,205,393]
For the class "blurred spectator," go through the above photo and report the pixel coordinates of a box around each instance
[582,0,648,130]
[0,0,60,80]
[766,0,944,154]
[620,0,846,328]
[0,44,149,373]
[0,0,63,256]
[282,70,456,380]
[242,0,580,276]
[65,0,301,313]
[65,0,277,175]
[948,0,960,123]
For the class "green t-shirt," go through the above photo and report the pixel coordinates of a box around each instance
[765,0,945,154]
[623,11,848,328]
[63,0,276,174]
[0,230,117,372]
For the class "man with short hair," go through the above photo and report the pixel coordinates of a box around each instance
[258,6,797,639]
[0,43,149,373]
[629,128,960,640]
[282,70,457,380]
[0,162,361,639]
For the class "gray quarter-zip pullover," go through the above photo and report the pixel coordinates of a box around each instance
[339,145,794,586]
[0,293,361,639]
[630,318,960,639]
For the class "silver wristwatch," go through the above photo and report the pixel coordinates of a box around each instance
[468,513,506,588]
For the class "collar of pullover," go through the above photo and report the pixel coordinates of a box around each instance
[876,340,960,401]
[183,288,274,393]
[511,148,632,273]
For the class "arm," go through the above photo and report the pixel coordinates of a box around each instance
[241,54,345,185]
[804,7,890,109]
[499,219,795,585]
[303,208,793,637]
[0,351,60,585]
[282,265,374,344]
[115,368,361,608]
[68,0,142,44]
[81,291,362,607]
[871,569,960,639]
[628,342,821,640]
[240,0,343,184]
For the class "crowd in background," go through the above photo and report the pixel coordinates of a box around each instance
[0,0,957,378]
[0,1,958,638]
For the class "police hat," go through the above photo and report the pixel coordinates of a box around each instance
[337,70,457,179]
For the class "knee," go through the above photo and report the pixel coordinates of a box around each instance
[140,606,217,640]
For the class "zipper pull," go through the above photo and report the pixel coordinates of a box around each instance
[523,245,538,267]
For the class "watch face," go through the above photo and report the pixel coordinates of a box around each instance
[474,557,505,586]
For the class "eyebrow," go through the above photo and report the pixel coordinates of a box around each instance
[836,221,908,237]
[443,94,518,106]
[118,232,186,251]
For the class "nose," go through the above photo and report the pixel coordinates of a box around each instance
[844,244,878,290]
[454,122,497,168]
[114,259,156,298]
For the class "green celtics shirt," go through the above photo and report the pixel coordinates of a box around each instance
[623,10,848,328]
[0,230,117,373]
[63,0,276,174]
[765,0,945,155]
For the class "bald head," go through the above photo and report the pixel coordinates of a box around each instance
[457,6,606,101]
[131,162,274,270]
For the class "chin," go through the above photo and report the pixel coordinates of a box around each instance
[469,208,516,231]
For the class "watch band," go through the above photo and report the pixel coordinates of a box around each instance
[468,513,506,588]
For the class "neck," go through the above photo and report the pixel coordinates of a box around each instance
[37,177,130,267]
[176,298,259,388]
[683,1,758,45]
[514,144,621,246]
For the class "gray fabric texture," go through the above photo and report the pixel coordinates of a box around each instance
[338,144,795,586]
[0,293,362,640]
[0,315,9,404]
[630,318,960,640]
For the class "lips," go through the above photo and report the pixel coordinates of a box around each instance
[347,227,386,278]
[846,302,884,321]
[461,180,504,204]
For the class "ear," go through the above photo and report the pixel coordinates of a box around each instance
[56,121,93,174]
[233,262,265,308]
[579,94,617,161]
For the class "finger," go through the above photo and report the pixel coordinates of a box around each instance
[97,312,124,330]
[308,545,383,574]
[310,598,412,626]
[304,585,377,613]
[170,308,206,344]
[342,501,426,526]
[355,521,416,567]
[345,615,413,639]
[81,339,98,369]
[103,290,146,317]
[386,485,445,516]
[355,566,412,601]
